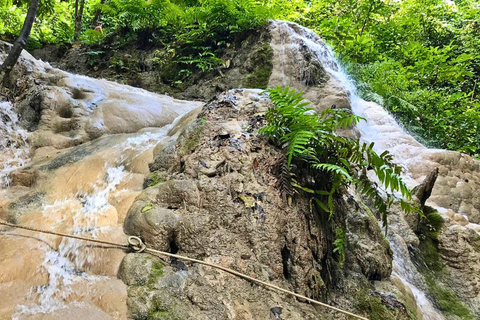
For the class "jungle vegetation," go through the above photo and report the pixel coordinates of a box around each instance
[1,0,479,155]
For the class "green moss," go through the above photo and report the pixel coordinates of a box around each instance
[178,123,205,156]
[418,207,444,240]
[355,290,398,320]
[147,261,164,287]
[424,274,474,320]
[416,213,474,320]
[148,172,164,187]
[243,44,273,89]
[404,305,419,320]
[147,291,184,320]
[418,237,442,271]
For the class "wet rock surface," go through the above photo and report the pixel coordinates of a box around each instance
[0,44,201,320]
[2,19,480,320]
[122,89,408,320]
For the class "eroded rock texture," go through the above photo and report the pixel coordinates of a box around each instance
[121,90,407,320]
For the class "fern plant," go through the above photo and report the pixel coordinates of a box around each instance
[333,228,347,264]
[260,86,416,230]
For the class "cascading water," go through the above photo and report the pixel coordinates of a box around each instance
[269,20,446,320]
[7,112,196,319]
[2,19,479,320]
[0,48,201,318]
[0,101,29,187]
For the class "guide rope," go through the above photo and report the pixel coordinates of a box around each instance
[0,219,368,320]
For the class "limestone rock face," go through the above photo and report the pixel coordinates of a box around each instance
[438,225,480,315]
[0,43,202,320]
[266,20,480,319]
[345,197,392,281]
[121,89,408,320]
[1,40,203,151]
[124,198,180,252]
[6,18,480,320]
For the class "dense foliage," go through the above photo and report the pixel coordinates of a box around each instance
[1,0,270,82]
[1,0,480,155]
[261,87,415,228]
[294,0,480,156]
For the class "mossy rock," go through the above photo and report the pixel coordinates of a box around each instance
[147,291,191,320]
[424,274,474,320]
[355,289,411,320]
[416,214,475,320]
[148,261,165,287]
[243,44,273,89]
[178,122,205,157]
[118,253,164,287]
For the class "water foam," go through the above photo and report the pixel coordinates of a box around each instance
[0,101,29,188]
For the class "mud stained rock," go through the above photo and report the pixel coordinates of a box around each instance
[120,89,408,320]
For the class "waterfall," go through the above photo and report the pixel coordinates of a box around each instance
[8,110,197,319]
[0,54,201,318]
[0,101,29,187]
[269,20,446,319]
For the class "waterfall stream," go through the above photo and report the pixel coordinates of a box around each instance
[269,20,447,320]
[0,56,201,318]
[10,121,187,319]
[0,101,29,187]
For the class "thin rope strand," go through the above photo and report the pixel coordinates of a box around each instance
[0,220,368,320]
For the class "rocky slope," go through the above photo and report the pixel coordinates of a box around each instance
[0,40,201,319]
[119,88,409,320]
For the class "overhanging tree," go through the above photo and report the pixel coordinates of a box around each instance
[74,0,86,42]
[0,0,40,85]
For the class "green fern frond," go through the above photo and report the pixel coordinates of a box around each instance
[261,86,413,228]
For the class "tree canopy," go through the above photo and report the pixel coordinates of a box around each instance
[1,0,479,156]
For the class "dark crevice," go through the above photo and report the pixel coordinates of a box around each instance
[169,240,179,254]
[281,245,292,281]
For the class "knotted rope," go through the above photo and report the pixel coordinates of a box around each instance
[0,220,368,320]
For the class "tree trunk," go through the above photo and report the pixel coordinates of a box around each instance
[91,0,106,28]
[0,0,40,84]
[74,0,86,42]
[359,0,376,36]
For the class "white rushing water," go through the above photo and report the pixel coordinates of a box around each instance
[0,101,29,187]
[269,20,445,319]
[11,117,187,318]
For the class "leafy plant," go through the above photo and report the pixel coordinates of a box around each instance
[333,227,347,263]
[291,0,480,156]
[261,86,415,229]
[84,50,104,67]
[80,29,105,45]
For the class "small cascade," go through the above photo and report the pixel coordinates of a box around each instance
[269,20,446,319]
[388,234,445,320]
[0,51,201,318]
[0,101,29,187]
[11,113,191,318]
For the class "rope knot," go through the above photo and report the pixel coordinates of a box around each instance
[128,236,146,253]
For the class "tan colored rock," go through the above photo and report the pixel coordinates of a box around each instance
[0,43,202,320]
[10,169,37,187]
